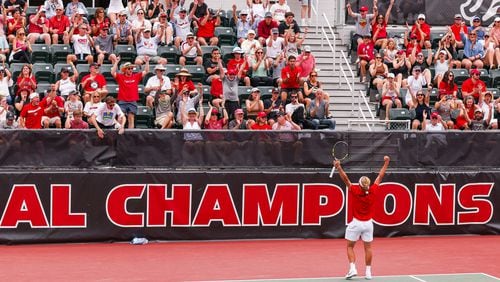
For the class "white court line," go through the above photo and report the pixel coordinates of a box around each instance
[416,272,497,277]
[481,273,500,281]
[409,275,427,282]
[196,272,499,282]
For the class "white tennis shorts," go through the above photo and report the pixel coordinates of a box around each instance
[345,218,374,242]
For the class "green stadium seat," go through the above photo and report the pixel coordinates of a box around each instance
[451,68,469,86]
[9,62,25,82]
[99,64,114,82]
[215,27,237,46]
[32,63,54,83]
[200,85,211,101]
[389,108,411,120]
[238,86,253,103]
[36,82,51,97]
[115,45,137,62]
[221,45,235,62]
[135,105,154,128]
[158,45,179,64]
[31,44,51,63]
[51,44,72,63]
[165,64,182,79]
[487,88,499,99]
[183,65,205,84]
[259,86,274,100]
[490,69,500,88]
[428,88,439,103]
[430,31,446,49]
[76,64,90,82]
[107,84,119,98]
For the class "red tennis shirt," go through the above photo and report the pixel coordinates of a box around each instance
[350,183,378,221]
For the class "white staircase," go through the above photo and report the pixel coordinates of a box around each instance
[305,27,377,130]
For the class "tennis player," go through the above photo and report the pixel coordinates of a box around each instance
[334,155,390,280]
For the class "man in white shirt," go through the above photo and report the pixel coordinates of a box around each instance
[266,28,285,64]
[480,91,498,129]
[89,96,126,138]
[145,64,172,109]
[152,11,174,46]
[83,91,104,118]
[171,7,192,49]
[423,112,445,131]
[67,23,94,64]
[269,0,290,22]
[179,32,203,65]
[134,27,168,66]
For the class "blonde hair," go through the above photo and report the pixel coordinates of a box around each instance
[359,176,371,189]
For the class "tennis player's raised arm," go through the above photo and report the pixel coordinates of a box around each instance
[334,160,352,188]
[374,156,390,185]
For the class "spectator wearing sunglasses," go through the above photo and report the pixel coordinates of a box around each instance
[410,13,431,49]
[460,28,485,70]
[371,0,394,50]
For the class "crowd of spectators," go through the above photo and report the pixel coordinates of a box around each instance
[349,0,500,130]
[0,0,333,135]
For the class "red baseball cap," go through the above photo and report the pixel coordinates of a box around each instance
[470,69,480,75]
[257,111,267,118]
[360,6,368,12]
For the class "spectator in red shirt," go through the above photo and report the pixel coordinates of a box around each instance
[19,92,43,129]
[357,34,375,83]
[28,6,51,44]
[7,8,25,43]
[371,0,394,49]
[204,105,228,129]
[410,13,431,49]
[404,32,423,58]
[280,55,302,102]
[67,109,89,129]
[40,84,64,128]
[335,155,390,281]
[90,7,111,37]
[257,12,279,47]
[49,5,70,44]
[250,111,272,130]
[196,9,220,46]
[16,64,37,95]
[438,70,459,100]
[461,69,487,101]
[111,56,150,129]
[450,14,467,48]
[226,47,251,86]
[81,63,108,103]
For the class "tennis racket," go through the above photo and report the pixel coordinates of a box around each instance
[329,141,349,178]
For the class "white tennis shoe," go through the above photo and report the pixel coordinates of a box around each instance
[345,268,357,279]
[365,269,372,280]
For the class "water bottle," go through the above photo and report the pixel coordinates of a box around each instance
[131,237,148,245]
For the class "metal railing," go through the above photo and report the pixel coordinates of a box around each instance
[333,0,346,26]
[320,12,377,131]
[347,119,410,131]
[310,0,320,34]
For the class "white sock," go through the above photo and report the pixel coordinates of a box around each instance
[350,263,356,270]
[366,266,371,272]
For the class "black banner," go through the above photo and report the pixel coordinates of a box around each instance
[347,0,500,26]
[1,130,500,170]
[0,171,498,244]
